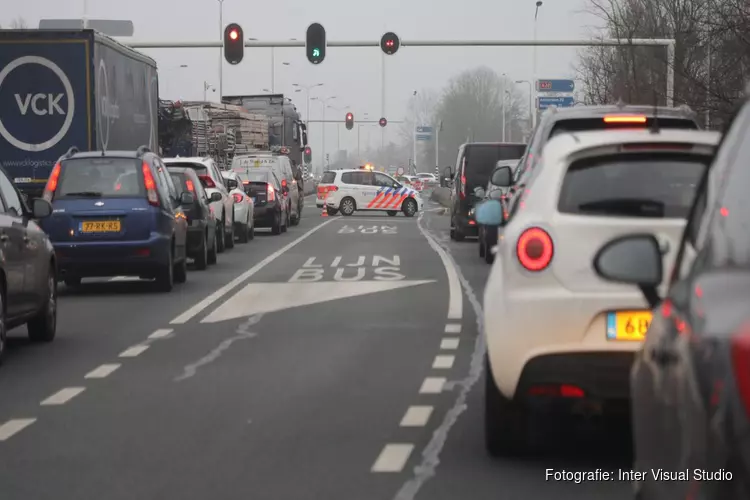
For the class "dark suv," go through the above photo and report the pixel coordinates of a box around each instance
[40,146,191,292]
[446,142,526,241]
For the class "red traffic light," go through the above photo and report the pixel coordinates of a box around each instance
[346,113,353,120]
[380,32,400,55]
[379,117,387,127]
[229,30,239,40]
[304,147,311,155]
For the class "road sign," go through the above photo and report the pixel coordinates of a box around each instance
[537,96,575,110]
[537,79,575,92]
[415,126,433,134]
[39,19,135,36]
[415,125,433,141]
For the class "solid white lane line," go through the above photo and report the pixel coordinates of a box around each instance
[433,355,455,369]
[444,323,461,334]
[148,328,173,339]
[84,364,121,379]
[40,387,85,406]
[119,345,149,358]
[400,406,433,427]
[371,444,414,473]
[440,338,460,350]
[419,377,446,394]
[0,419,36,441]
[170,219,335,324]
[417,214,462,320]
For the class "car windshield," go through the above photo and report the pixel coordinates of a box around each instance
[244,171,270,182]
[558,153,708,218]
[465,144,527,189]
[163,162,209,177]
[56,158,144,197]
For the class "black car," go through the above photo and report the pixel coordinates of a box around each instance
[0,167,57,364]
[243,168,288,235]
[592,99,750,500]
[445,142,526,241]
[168,166,221,270]
[477,159,520,264]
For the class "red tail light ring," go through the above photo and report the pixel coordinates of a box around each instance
[516,227,553,271]
[232,193,244,204]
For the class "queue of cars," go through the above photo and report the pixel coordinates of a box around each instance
[464,100,750,498]
[0,146,307,365]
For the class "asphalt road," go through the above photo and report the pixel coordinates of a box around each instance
[0,194,633,500]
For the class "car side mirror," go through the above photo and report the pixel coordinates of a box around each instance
[490,166,513,187]
[32,198,52,219]
[226,178,239,190]
[210,192,222,202]
[180,192,195,206]
[593,234,663,306]
[475,199,504,226]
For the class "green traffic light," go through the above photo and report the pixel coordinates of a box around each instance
[312,48,320,57]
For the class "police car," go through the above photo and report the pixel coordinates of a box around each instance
[321,167,422,217]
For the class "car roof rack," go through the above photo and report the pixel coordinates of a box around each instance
[136,145,151,157]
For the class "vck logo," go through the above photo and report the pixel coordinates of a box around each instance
[0,55,75,152]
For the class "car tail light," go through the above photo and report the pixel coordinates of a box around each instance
[185,179,195,192]
[281,179,287,188]
[731,324,750,416]
[460,173,466,199]
[232,193,243,204]
[328,185,338,191]
[142,163,159,206]
[603,114,647,124]
[528,384,584,398]
[43,163,61,202]
[516,227,553,271]
[266,183,275,202]
[198,174,216,188]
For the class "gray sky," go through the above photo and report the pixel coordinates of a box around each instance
[6,0,600,156]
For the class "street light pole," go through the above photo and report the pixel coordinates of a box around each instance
[217,0,224,99]
[532,1,543,128]
[515,80,533,138]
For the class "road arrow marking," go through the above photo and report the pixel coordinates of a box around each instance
[201,280,435,323]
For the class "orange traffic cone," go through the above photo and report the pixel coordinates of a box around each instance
[321,192,329,217]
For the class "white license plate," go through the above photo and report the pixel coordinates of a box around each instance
[14,177,31,183]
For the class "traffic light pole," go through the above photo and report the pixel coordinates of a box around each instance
[122,37,676,105]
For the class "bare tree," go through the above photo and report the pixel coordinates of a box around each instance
[398,89,440,144]
[10,17,28,29]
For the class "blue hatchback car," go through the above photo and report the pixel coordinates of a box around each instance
[40,146,191,292]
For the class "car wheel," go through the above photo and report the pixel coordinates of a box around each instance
[484,227,497,264]
[237,222,250,243]
[207,227,218,264]
[155,250,174,292]
[27,268,57,342]
[248,219,255,240]
[452,218,466,241]
[64,276,81,288]
[173,254,187,284]
[225,216,235,249]
[282,210,289,232]
[195,232,208,270]
[216,216,226,253]
[479,236,486,258]
[402,198,418,217]
[485,355,529,457]
[387,211,397,217]
[0,285,6,365]
[271,211,282,235]
[326,207,338,216]
[340,197,356,216]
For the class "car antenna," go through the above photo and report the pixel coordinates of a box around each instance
[650,89,660,134]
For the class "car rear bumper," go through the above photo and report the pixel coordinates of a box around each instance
[454,213,479,235]
[53,234,172,278]
[253,205,278,227]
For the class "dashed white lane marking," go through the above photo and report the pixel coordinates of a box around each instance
[0,419,36,441]
[170,218,335,324]
[148,328,173,339]
[432,355,455,369]
[440,338,460,350]
[119,345,149,357]
[419,377,446,394]
[444,323,461,333]
[416,213,462,320]
[84,364,121,379]
[400,406,433,427]
[371,444,414,472]
[40,387,85,406]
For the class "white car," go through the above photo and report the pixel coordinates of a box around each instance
[479,128,720,456]
[162,157,236,252]
[221,170,255,243]
[321,168,423,217]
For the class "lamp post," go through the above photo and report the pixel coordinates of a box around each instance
[311,96,336,171]
[532,0,543,128]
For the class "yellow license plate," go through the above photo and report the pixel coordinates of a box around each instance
[607,310,652,341]
[81,220,120,233]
